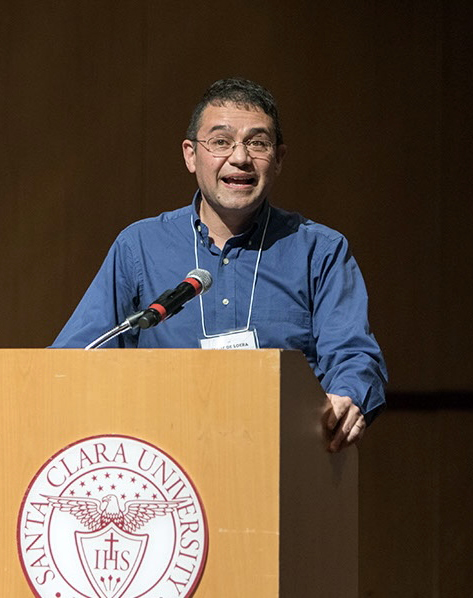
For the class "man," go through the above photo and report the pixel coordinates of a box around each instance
[52,77,387,452]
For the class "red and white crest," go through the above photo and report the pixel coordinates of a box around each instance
[75,523,149,598]
[17,435,208,597]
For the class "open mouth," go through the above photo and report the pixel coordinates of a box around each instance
[222,175,256,187]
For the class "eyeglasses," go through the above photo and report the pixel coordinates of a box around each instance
[193,136,275,157]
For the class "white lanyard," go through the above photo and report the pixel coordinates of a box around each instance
[191,207,271,338]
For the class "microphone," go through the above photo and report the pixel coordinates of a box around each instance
[137,269,212,329]
[84,269,212,350]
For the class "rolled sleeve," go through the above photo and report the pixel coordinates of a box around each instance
[312,235,387,424]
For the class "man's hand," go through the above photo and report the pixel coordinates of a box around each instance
[322,394,366,453]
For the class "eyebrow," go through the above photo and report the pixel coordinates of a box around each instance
[208,125,273,138]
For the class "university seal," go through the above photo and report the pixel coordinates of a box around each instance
[17,435,208,597]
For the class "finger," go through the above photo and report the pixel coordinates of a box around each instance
[345,418,366,445]
[328,419,351,452]
[324,395,350,431]
[324,408,338,432]
[328,408,364,452]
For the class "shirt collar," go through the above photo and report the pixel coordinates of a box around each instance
[191,190,270,247]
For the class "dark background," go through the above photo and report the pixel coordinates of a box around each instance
[2,2,472,595]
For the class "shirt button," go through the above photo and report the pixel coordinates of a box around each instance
[222,298,230,306]
[248,240,252,247]
[223,258,229,265]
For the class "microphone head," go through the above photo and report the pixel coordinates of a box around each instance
[186,269,213,294]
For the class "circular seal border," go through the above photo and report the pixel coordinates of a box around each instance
[17,433,209,598]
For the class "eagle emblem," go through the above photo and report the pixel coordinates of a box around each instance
[46,493,187,598]
[46,493,185,532]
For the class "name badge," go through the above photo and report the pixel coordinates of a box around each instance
[200,329,259,350]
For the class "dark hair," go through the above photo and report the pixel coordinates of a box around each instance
[186,77,284,145]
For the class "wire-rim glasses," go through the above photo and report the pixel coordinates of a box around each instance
[193,136,275,157]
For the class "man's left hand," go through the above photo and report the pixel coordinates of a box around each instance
[322,394,366,453]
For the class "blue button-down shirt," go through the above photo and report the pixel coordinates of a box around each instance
[52,194,387,423]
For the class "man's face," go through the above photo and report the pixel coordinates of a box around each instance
[182,103,286,223]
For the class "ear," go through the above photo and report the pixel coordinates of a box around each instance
[274,144,287,176]
[182,139,197,173]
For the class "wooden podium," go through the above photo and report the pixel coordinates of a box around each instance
[0,349,358,597]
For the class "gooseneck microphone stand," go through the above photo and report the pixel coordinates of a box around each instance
[84,311,145,350]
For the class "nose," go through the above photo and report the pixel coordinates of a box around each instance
[228,142,252,166]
